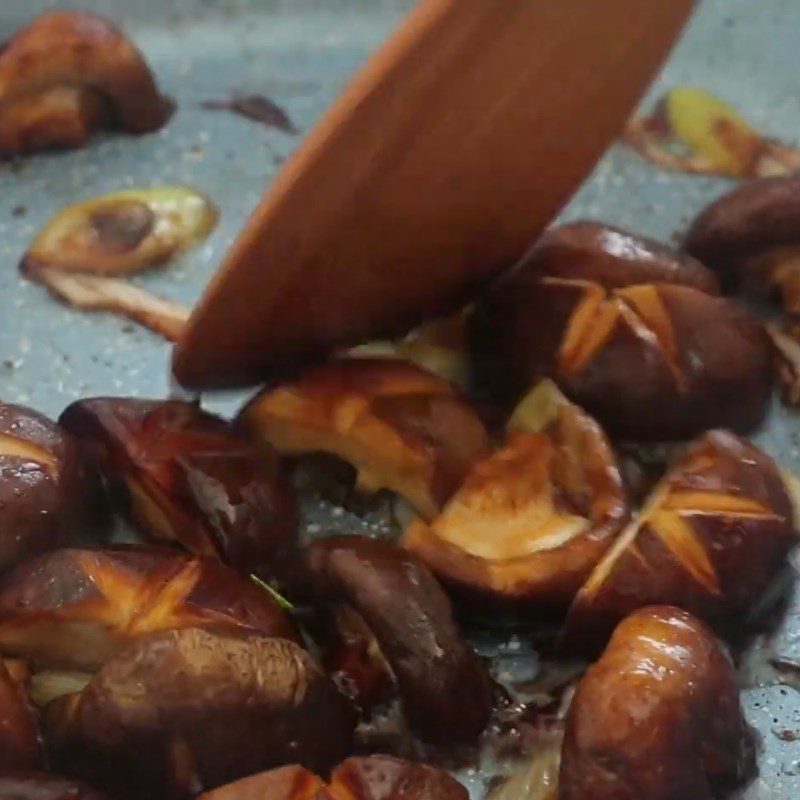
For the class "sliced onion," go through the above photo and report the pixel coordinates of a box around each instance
[22,263,190,342]
[18,187,214,342]
[624,87,800,179]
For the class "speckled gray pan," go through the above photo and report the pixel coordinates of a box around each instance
[1,0,799,797]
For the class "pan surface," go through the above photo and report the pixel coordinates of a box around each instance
[0,0,799,796]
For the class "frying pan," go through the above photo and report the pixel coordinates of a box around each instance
[0,0,798,797]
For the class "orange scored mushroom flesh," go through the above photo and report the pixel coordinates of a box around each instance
[556,279,685,390]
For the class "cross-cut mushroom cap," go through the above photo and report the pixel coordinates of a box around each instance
[45,628,356,800]
[405,381,628,612]
[196,757,468,800]
[0,11,171,155]
[472,278,773,440]
[560,606,755,800]
[0,547,299,671]
[563,431,796,653]
[239,359,489,521]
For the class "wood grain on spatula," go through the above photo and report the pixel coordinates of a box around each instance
[174,0,695,389]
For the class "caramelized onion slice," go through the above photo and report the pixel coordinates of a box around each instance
[21,265,190,342]
[20,187,216,341]
[624,86,800,179]
[23,188,218,276]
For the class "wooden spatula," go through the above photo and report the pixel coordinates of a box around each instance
[173,0,695,389]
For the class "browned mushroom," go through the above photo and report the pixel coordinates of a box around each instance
[0,547,299,671]
[685,175,800,336]
[0,11,172,155]
[560,606,755,800]
[59,398,298,580]
[45,628,356,800]
[309,535,492,744]
[196,766,324,800]
[521,221,719,293]
[405,381,629,613]
[239,359,489,521]
[196,757,468,800]
[0,402,104,573]
[563,430,796,653]
[471,274,773,440]
[324,756,469,800]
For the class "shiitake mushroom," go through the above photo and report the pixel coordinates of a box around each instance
[523,221,719,293]
[240,359,489,521]
[196,765,324,800]
[0,547,299,671]
[308,535,492,745]
[0,11,172,156]
[563,430,796,653]
[324,756,469,800]
[44,628,356,800]
[560,606,755,800]
[404,380,629,613]
[197,756,468,800]
[471,275,773,441]
[59,398,297,580]
[685,175,800,333]
[0,402,104,573]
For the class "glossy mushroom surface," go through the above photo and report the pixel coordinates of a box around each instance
[560,606,755,800]
[59,398,297,578]
[240,359,489,521]
[564,430,796,652]
[405,381,628,612]
[471,277,773,440]
[0,402,103,573]
[0,547,299,670]
[45,628,355,800]
[523,221,719,292]
[309,536,492,744]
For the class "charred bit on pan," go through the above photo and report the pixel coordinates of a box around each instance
[202,94,299,135]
